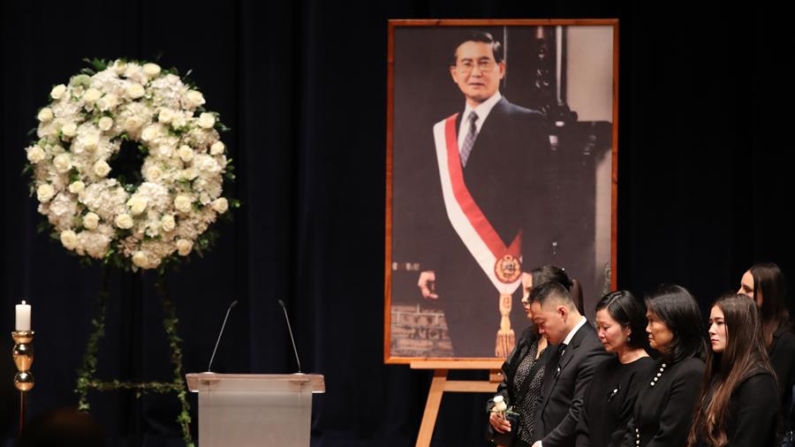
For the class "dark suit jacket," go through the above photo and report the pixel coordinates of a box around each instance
[422,96,555,357]
[534,321,609,447]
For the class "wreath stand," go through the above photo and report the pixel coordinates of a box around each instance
[410,360,503,447]
[75,266,194,447]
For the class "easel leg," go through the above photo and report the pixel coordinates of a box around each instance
[415,369,448,447]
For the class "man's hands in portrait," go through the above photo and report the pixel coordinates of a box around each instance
[417,270,438,300]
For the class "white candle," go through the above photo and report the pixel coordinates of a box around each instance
[16,300,31,331]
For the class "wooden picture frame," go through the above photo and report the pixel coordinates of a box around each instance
[385,19,619,363]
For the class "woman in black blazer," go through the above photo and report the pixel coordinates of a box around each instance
[687,293,779,447]
[575,290,654,447]
[624,284,706,447]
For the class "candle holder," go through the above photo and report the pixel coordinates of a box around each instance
[11,330,34,433]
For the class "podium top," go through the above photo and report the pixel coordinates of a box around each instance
[186,373,325,394]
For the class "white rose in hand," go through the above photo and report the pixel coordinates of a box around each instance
[492,395,507,413]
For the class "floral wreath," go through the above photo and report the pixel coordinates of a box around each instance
[24,59,235,271]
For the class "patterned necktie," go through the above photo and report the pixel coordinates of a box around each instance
[460,111,478,167]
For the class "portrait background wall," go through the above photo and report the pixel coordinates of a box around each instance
[386,19,618,362]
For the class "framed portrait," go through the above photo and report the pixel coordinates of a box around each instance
[385,19,618,363]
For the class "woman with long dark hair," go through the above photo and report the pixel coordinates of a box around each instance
[738,261,795,441]
[487,265,581,447]
[575,290,654,447]
[624,284,706,447]
[687,293,779,447]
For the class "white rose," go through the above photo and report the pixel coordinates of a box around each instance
[185,90,205,108]
[60,230,78,250]
[93,160,111,177]
[145,165,163,181]
[53,153,72,173]
[68,181,85,194]
[123,116,145,133]
[177,145,194,162]
[161,214,176,232]
[36,184,55,202]
[98,116,114,131]
[37,107,54,122]
[157,144,174,158]
[97,93,118,112]
[61,122,77,138]
[84,135,100,153]
[83,88,102,103]
[143,63,161,78]
[112,60,128,75]
[210,141,225,155]
[51,145,65,154]
[126,83,145,99]
[127,196,148,215]
[50,84,67,100]
[124,63,141,79]
[83,212,100,230]
[212,197,229,214]
[174,194,193,213]
[114,213,134,229]
[198,113,215,129]
[26,145,46,164]
[171,112,188,129]
[180,168,198,181]
[132,251,149,268]
[158,108,174,123]
[141,124,161,142]
[176,239,193,256]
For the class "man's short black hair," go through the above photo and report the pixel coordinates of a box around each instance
[450,31,504,66]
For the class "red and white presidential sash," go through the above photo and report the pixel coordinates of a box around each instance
[432,114,522,295]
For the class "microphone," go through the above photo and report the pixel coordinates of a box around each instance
[278,299,302,373]
[207,300,238,373]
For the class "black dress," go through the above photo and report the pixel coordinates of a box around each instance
[575,356,655,447]
[494,327,549,446]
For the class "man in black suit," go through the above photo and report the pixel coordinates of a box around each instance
[416,31,556,357]
[530,281,608,447]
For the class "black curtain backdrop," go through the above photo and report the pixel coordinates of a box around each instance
[1,2,793,446]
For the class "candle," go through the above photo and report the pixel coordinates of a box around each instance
[16,300,31,331]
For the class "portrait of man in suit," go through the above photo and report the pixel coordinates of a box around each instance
[415,31,555,358]
[386,22,616,361]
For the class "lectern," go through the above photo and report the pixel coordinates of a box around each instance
[186,373,325,447]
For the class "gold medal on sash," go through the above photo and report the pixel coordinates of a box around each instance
[494,254,521,284]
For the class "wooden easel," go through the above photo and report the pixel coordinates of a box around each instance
[411,360,504,447]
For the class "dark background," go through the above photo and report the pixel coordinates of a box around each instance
[1,2,792,447]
